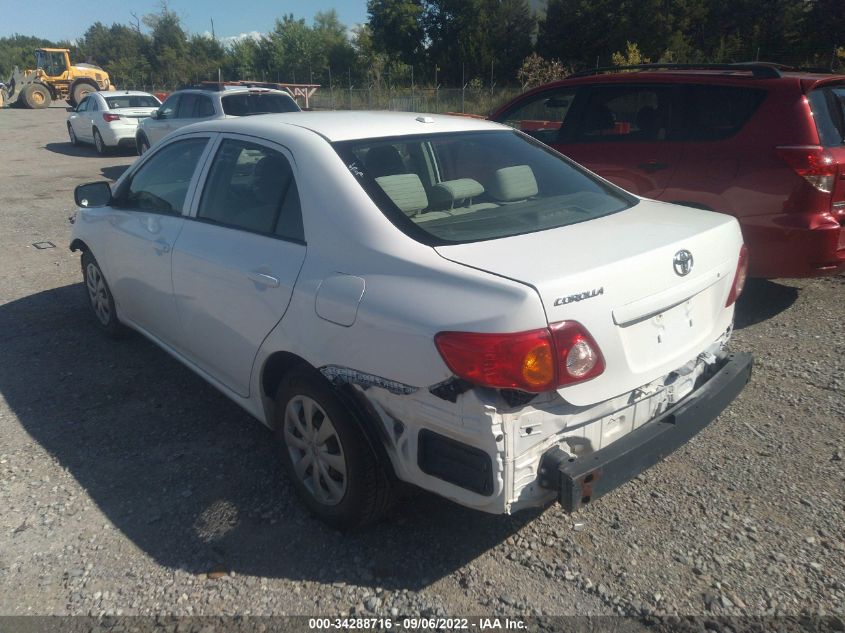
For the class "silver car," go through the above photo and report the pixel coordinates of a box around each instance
[135,85,301,154]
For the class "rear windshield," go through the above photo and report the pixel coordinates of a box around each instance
[221,93,300,116]
[105,95,160,109]
[333,130,635,245]
[808,86,845,146]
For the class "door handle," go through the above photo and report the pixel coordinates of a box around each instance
[152,239,170,255]
[247,271,280,288]
[638,161,669,173]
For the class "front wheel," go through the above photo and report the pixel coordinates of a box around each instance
[22,83,51,109]
[137,134,150,156]
[67,123,78,146]
[81,251,125,338]
[274,366,392,529]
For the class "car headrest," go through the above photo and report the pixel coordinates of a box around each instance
[376,174,429,217]
[366,145,405,177]
[430,178,484,208]
[488,165,538,202]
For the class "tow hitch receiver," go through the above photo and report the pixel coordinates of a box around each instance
[539,352,753,512]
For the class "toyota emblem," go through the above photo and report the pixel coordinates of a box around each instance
[673,250,694,276]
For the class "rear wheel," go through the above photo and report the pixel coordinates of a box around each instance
[81,251,125,338]
[67,123,78,146]
[22,83,51,109]
[93,129,108,155]
[274,366,392,529]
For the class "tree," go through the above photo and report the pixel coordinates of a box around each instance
[367,0,425,68]
[611,41,651,67]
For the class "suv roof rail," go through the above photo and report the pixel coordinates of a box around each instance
[570,63,783,79]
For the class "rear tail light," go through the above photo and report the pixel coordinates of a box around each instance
[725,244,749,307]
[102,113,121,122]
[434,321,604,393]
[776,145,837,193]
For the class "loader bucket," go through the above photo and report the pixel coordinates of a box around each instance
[3,67,28,107]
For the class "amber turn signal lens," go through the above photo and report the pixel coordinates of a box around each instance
[521,343,555,387]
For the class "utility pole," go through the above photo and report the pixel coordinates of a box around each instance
[210,17,216,40]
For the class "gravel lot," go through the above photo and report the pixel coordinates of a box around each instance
[0,106,843,625]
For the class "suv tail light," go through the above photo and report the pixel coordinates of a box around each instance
[776,145,836,193]
[725,244,749,307]
[434,321,604,393]
[102,113,121,122]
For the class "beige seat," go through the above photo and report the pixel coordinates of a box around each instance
[488,165,538,202]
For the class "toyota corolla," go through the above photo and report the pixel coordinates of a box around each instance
[70,112,752,528]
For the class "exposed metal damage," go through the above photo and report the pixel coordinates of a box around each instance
[319,365,418,395]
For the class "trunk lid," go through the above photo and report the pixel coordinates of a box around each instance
[435,199,742,406]
[110,107,158,122]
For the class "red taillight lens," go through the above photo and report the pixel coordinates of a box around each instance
[776,145,836,193]
[434,321,604,393]
[103,113,120,122]
[725,244,749,307]
[434,328,556,392]
[550,321,606,386]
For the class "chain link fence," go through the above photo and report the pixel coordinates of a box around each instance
[108,75,523,117]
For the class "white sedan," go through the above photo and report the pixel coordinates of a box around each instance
[67,90,161,154]
[70,112,752,528]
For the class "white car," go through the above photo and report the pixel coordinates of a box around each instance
[135,85,300,154]
[67,91,161,154]
[70,112,752,528]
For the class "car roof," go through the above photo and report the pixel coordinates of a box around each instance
[176,86,292,97]
[186,111,506,142]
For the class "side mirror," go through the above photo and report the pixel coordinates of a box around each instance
[151,109,161,120]
[74,182,112,208]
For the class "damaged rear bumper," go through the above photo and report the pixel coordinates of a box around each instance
[537,352,753,512]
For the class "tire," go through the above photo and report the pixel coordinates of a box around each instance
[0,87,7,108]
[136,133,150,156]
[81,251,125,338]
[70,82,95,108]
[274,366,392,529]
[67,123,78,146]
[93,129,108,155]
[22,83,51,109]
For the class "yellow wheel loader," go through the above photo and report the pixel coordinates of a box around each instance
[1,48,114,109]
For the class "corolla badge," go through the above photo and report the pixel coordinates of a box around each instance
[673,249,694,276]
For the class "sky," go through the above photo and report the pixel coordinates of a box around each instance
[1,0,370,42]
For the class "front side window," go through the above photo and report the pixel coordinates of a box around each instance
[157,95,180,119]
[498,88,579,145]
[119,138,208,214]
[177,93,199,118]
[197,139,303,240]
[334,130,634,244]
[76,97,89,112]
[221,93,299,116]
[575,86,675,142]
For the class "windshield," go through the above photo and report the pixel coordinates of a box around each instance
[105,95,160,109]
[333,130,635,245]
[221,93,300,116]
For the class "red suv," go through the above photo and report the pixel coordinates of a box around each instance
[490,64,845,278]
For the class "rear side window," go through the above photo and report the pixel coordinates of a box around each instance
[808,87,845,146]
[682,86,766,141]
[575,86,675,142]
[197,139,303,240]
[221,93,300,116]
